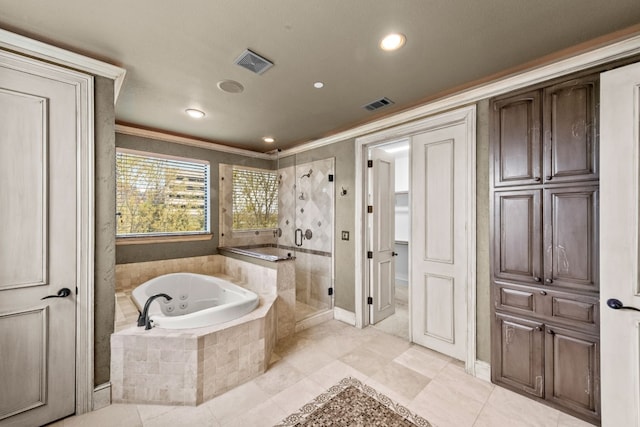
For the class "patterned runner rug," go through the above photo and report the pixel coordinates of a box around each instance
[274,377,432,426]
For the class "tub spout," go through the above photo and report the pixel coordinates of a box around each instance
[137,293,173,330]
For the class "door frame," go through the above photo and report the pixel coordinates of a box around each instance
[0,36,109,415]
[355,105,477,373]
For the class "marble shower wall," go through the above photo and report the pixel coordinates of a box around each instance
[278,158,334,311]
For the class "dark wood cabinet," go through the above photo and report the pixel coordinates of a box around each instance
[493,190,542,285]
[543,75,599,184]
[492,90,542,187]
[493,313,545,397]
[543,186,599,292]
[490,72,600,425]
[545,326,600,420]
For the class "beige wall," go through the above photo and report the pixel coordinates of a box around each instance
[94,75,116,385]
[476,99,491,363]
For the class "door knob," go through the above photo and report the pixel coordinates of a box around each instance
[607,298,640,312]
[392,252,399,256]
[41,288,72,300]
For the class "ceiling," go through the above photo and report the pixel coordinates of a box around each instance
[1,1,639,152]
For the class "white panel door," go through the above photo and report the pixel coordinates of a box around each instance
[370,148,396,323]
[411,123,468,361]
[600,61,640,427]
[0,54,78,426]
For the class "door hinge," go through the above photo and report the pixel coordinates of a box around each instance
[367,296,373,305]
[367,205,373,213]
[367,251,373,259]
[328,287,334,296]
[367,160,373,168]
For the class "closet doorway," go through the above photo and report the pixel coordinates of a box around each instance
[355,105,477,372]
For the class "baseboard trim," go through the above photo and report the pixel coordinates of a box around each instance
[92,382,111,411]
[334,307,356,326]
[474,360,491,383]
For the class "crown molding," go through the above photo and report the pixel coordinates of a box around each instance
[0,28,127,104]
[115,124,273,160]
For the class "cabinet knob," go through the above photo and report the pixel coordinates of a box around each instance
[547,329,555,335]
[545,176,553,180]
[535,325,543,331]
[545,278,553,284]
[533,276,541,282]
[533,177,541,182]
[540,291,547,296]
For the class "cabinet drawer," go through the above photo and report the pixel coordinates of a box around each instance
[494,282,599,332]
[547,292,599,330]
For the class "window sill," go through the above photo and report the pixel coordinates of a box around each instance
[116,233,213,246]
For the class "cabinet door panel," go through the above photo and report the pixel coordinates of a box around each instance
[492,90,542,187]
[545,326,600,420]
[492,313,545,397]
[494,190,542,284]
[543,75,598,183]
[543,186,598,291]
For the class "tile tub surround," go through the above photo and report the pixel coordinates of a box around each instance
[115,254,295,340]
[110,292,277,406]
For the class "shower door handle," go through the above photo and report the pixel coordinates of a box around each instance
[295,228,303,247]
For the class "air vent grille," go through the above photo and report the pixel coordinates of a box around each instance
[362,97,395,111]
[234,49,274,75]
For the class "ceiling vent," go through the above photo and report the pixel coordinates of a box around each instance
[362,97,395,111]
[234,49,274,75]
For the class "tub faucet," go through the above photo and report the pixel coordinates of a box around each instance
[137,293,173,330]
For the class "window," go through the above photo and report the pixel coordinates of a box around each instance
[116,149,210,237]
[232,166,278,231]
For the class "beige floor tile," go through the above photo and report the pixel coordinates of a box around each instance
[270,377,326,414]
[222,397,287,427]
[63,404,142,427]
[142,405,219,427]
[281,343,335,374]
[306,360,369,390]
[369,361,430,401]
[371,303,409,340]
[557,412,596,427]
[339,346,392,377]
[360,332,412,359]
[473,386,560,427]
[135,404,176,422]
[393,346,451,379]
[252,359,306,396]
[204,380,271,423]
[430,363,494,404]
[409,380,484,427]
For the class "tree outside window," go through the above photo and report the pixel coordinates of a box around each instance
[232,167,278,231]
[116,149,209,236]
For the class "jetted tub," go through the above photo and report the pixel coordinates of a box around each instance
[131,273,259,329]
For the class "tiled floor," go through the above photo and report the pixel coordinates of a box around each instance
[51,320,592,427]
[371,283,410,340]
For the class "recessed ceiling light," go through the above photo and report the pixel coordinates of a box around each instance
[313,82,324,89]
[185,108,205,119]
[263,137,275,143]
[380,33,406,51]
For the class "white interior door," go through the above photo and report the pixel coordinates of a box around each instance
[369,148,396,323]
[0,54,78,426]
[411,121,468,361]
[600,61,640,427]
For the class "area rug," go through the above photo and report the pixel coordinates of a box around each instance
[274,377,432,426]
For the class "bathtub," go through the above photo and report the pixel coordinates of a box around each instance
[218,245,294,262]
[131,273,259,329]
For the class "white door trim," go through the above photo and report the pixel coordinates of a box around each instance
[0,28,126,103]
[355,105,476,374]
[0,49,95,415]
